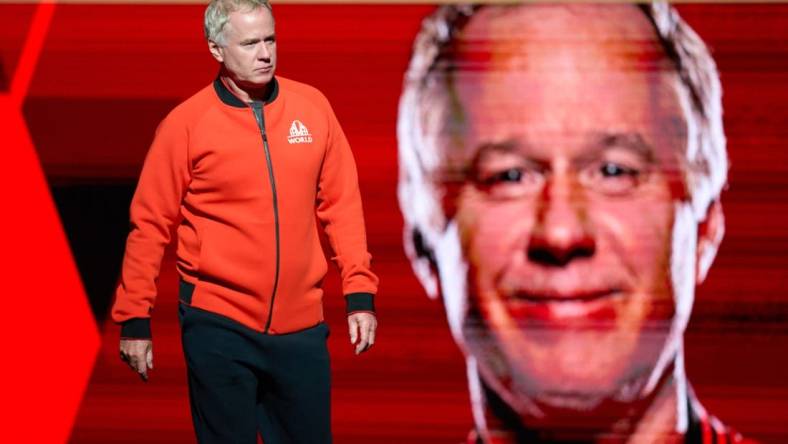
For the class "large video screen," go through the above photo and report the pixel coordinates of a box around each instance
[2,2,787,443]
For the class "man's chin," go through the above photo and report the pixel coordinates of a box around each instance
[481,381,640,436]
[532,390,608,412]
[238,73,276,89]
[511,388,642,432]
[508,365,650,410]
[492,369,654,429]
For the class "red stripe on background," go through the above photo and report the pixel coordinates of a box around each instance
[9,1,55,105]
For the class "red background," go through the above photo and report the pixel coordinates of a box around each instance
[2,3,787,443]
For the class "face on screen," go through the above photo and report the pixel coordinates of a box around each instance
[434,5,699,418]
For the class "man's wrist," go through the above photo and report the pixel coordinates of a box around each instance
[345,292,375,314]
[121,318,152,339]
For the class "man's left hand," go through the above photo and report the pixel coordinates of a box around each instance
[348,312,377,355]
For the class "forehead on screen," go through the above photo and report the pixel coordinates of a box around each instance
[420,4,687,176]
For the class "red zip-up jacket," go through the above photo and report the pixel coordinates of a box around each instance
[112,76,378,337]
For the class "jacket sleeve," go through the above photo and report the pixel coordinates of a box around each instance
[316,102,379,315]
[112,115,191,338]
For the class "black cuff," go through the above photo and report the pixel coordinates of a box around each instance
[121,318,152,339]
[345,292,375,314]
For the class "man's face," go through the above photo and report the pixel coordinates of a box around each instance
[210,7,277,88]
[431,5,699,418]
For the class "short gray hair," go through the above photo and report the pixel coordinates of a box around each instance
[204,0,272,46]
[397,3,727,265]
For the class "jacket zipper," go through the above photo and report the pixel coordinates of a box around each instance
[250,101,280,334]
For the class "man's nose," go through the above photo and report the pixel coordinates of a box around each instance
[527,175,595,266]
[257,44,271,60]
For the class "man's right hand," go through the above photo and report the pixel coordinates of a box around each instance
[119,339,153,381]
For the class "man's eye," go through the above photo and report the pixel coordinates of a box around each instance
[476,167,544,199]
[485,168,523,185]
[600,162,639,178]
[582,162,643,195]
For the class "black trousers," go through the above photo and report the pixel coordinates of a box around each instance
[178,282,332,444]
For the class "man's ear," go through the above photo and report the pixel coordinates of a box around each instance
[405,227,440,299]
[696,199,725,284]
[208,40,224,63]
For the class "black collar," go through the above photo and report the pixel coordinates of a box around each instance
[213,76,279,108]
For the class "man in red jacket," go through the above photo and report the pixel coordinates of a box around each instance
[398,3,753,443]
[112,1,378,443]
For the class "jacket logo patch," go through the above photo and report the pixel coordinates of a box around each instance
[288,120,313,144]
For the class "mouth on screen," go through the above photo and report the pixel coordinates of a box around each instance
[503,289,625,324]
